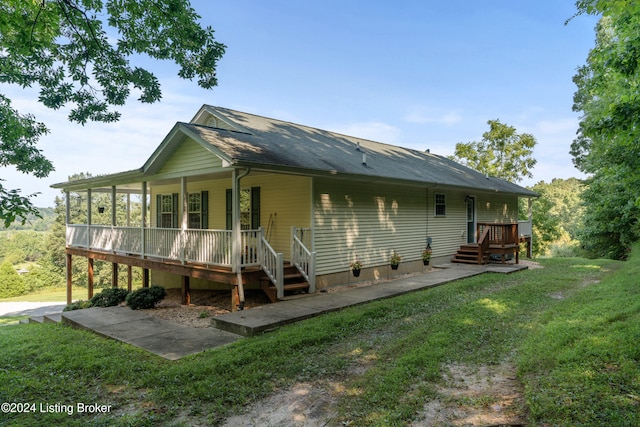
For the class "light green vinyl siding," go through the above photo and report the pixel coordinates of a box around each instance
[149,173,311,259]
[426,189,468,256]
[157,138,222,177]
[240,174,311,259]
[476,193,519,223]
[314,178,428,275]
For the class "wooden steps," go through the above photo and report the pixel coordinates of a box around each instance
[260,264,310,303]
[452,244,488,265]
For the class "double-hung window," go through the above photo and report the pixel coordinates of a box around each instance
[156,191,208,229]
[435,193,446,217]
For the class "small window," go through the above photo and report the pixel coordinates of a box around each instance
[435,193,446,217]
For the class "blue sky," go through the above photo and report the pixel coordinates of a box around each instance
[2,1,599,207]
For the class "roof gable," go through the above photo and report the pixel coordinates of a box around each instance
[142,123,232,176]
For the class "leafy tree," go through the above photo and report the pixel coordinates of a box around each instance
[571,2,640,258]
[0,230,46,264]
[578,169,639,259]
[531,178,585,240]
[450,120,537,183]
[529,195,562,257]
[23,263,64,291]
[527,178,586,257]
[0,0,225,226]
[1,207,56,231]
[0,261,25,298]
[45,173,145,289]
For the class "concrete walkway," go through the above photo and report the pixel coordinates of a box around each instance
[0,302,66,318]
[212,263,525,336]
[62,307,241,360]
[60,263,526,360]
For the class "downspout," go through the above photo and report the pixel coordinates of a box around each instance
[233,167,251,310]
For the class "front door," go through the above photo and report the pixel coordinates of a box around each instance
[466,196,476,244]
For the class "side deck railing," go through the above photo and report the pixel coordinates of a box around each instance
[476,222,522,263]
[477,222,520,247]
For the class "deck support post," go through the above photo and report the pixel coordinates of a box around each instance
[142,268,149,287]
[88,258,94,299]
[232,285,240,312]
[112,262,119,287]
[181,276,190,305]
[66,254,73,305]
[127,265,133,292]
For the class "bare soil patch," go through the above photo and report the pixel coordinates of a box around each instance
[140,289,270,328]
[219,361,526,427]
[412,362,527,426]
[141,270,432,328]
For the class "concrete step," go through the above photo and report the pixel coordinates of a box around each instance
[43,313,62,324]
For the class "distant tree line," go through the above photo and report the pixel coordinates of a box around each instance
[0,173,146,297]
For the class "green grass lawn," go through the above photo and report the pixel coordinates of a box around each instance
[0,287,68,303]
[0,315,28,326]
[1,252,638,426]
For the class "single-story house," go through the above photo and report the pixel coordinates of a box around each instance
[52,105,537,308]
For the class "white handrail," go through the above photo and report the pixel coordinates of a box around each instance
[291,226,316,294]
[260,235,284,299]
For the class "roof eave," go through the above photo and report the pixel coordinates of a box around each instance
[50,169,145,192]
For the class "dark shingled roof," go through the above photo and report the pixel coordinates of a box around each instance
[185,106,537,196]
[51,105,538,198]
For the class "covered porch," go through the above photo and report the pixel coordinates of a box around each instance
[57,170,316,310]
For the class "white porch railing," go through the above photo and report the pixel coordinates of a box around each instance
[517,220,533,238]
[291,227,316,294]
[66,224,316,298]
[66,225,261,268]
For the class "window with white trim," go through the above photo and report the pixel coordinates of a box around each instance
[160,194,176,228]
[188,193,202,229]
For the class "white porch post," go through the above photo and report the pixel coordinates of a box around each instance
[65,191,70,226]
[126,194,131,226]
[141,182,147,258]
[87,189,92,249]
[111,185,117,226]
[180,177,188,264]
[231,169,240,273]
[232,168,251,310]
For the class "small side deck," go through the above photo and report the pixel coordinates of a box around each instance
[453,222,527,265]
